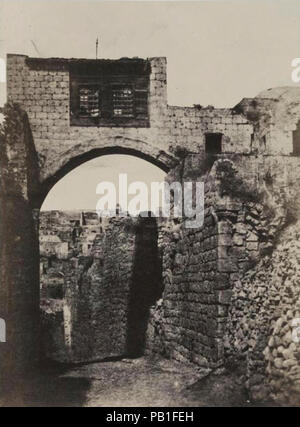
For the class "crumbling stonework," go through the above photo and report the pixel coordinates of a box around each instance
[1,54,300,404]
[222,156,300,403]
[39,214,134,362]
[64,217,137,363]
[40,214,163,363]
[0,104,40,380]
[146,153,300,402]
[225,222,300,405]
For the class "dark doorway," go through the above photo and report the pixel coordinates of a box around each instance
[126,215,163,357]
[293,120,300,156]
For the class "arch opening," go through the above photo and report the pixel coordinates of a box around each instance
[39,146,173,209]
[39,153,167,363]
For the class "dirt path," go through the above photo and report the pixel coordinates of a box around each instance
[67,358,208,407]
[1,357,255,407]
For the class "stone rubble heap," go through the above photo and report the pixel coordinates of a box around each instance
[226,221,300,404]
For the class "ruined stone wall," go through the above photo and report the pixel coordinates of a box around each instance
[0,105,40,381]
[70,217,137,362]
[42,217,137,363]
[146,153,300,404]
[262,226,300,405]
[147,215,222,367]
[42,214,164,364]
[222,156,300,403]
[235,87,300,156]
[226,222,300,404]
[147,155,233,368]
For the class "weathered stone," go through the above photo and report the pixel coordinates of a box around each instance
[232,234,244,246]
[218,258,238,273]
[217,290,233,305]
[234,223,247,235]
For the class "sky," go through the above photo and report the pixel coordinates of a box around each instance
[41,155,166,211]
[1,0,299,108]
[0,0,299,210]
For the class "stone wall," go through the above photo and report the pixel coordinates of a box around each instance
[6,54,255,193]
[41,215,163,364]
[146,153,300,404]
[147,155,233,368]
[221,156,300,403]
[41,217,135,362]
[0,105,40,383]
[236,87,300,155]
[67,217,137,363]
[225,222,300,404]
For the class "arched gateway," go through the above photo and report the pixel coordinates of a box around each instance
[1,54,300,402]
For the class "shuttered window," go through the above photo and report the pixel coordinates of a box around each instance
[71,82,148,126]
[112,86,134,117]
[79,87,100,118]
[70,59,150,127]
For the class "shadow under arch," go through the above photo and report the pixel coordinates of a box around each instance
[126,215,163,357]
[36,145,176,209]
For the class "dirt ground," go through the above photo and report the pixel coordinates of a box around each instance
[0,356,273,407]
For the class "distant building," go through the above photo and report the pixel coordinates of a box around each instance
[40,235,69,259]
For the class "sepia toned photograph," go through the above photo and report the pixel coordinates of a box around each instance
[0,0,300,410]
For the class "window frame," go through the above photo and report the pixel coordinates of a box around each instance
[78,84,101,119]
[111,84,135,119]
[70,72,150,128]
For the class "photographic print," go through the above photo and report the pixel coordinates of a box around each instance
[0,0,300,410]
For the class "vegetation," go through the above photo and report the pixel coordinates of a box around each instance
[216,160,262,204]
